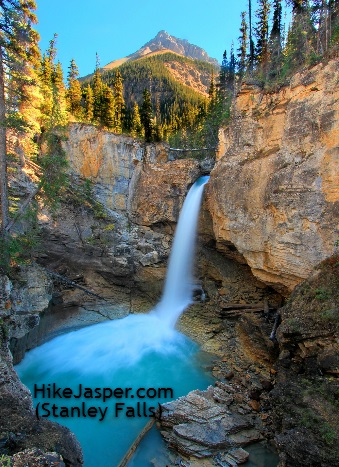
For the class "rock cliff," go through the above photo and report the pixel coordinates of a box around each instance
[206,59,339,295]
[36,125,204,311]
[2,58,338,467]
[271,255,339,466]
[0,265,83,465]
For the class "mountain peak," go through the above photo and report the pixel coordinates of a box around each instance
[156,30,170,37]
[140,31,219,65]
[103,31,219,70]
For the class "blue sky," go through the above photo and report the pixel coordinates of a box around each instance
[35,0,291,78]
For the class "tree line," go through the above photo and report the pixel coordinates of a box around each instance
[222,0,339,88]
[179,0,339,154]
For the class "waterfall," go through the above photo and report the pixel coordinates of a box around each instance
[153,175,209,327]
[16,175,212,467]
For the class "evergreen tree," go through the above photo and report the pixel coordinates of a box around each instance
[112,69,124,133]
[39,54,53,129]
[237,12,248,77]
[228,43,236,91]
[218,50,228,98]
[130,102,143,138]
[254,0,271,72]
[0,0,39,260]
[51,61,68,127]
[248,0,255,71]
[39,34,68,129]
[140,88,154,142]
[284,0,315,70]
[313,0,338,52]
[271,0,283,40]
[84,84,94,123]
[329,0,339,43]
[67,58,82,119]
[268,0,283,79]
[287,0,308,13]
[101,84,115,129]
[92,53,103,123]
[208,71,217,105]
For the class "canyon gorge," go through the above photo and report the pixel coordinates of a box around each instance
[1,58,338,466]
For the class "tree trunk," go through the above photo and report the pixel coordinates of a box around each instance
[0,44,9,268]
[0,46,8,233]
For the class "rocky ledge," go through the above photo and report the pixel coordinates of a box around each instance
[159,384,262,459]
[0,264,83,465]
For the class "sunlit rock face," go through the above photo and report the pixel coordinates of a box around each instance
[206,59,339,295]
[62,123,170,211]
[41,124,201,301]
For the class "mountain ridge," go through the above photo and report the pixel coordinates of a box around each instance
[103,30,219,70]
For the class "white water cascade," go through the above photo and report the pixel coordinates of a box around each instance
[153,175,209,327]
[16,175,212,467]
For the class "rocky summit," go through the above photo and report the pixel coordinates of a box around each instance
[103,30,219,69]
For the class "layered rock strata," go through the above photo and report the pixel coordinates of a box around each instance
[160,385,262,458]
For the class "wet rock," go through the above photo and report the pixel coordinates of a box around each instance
[160,386,262,458]
[0,265,83,465]
[199,158,215,174]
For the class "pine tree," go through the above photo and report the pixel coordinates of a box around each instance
[248,0,255,71]
[237,12,248,77]
[92,53,103,124]
[284,0,315,70]
[39,54,53,129]
[287,0,308,13]
[67,58,82,119]
[271,0,283,41]
[208,71,217,106]
[0,0,39,260]
[101,84,115,129]
[51,61,68,127]
[218,50,228,98]
[254,0,271,72]
[268,0,283,79]
[112,69,125,133]
[84,84,94,123]
[130,102,143,138]
[228,43,236,91]
[140,88,154,142]
[39,34,68,129]
[329,0,339,43]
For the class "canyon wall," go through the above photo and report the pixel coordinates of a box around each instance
[0,266,83,465]
[2,59,339,467]
[206,59,339,295]
[63,123,169,211]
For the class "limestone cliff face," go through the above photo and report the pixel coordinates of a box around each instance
[206,59,339,295]
[63,124,169,211]
[41,125,202,304]
[128,158,200,226]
